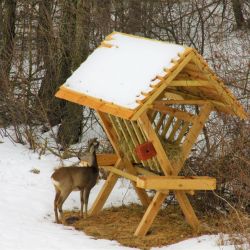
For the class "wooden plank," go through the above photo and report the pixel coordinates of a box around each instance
[168,119,182,142]
[98,112,150,207]
[136,176,216,190]
[155,113,165,133]
[175,121,190,144]
[161,115,174,138]
[175,191,200,231]
[131,50,194,120]
[131,121,158,172]
[169,80,211,87]
[138,112,173,175]
[175,103,212,173]
[56,86,134,120]
[101,166,138,182]
[152,102,196,123]
[123,158,151,206]
[137,121,162,173]
[116,117,138,162]
[89,159,122,216]
[191,54,247,119]
[134,191,167,236]
[97,154,118,166]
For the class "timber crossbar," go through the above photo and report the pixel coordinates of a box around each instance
[100,166,216,191]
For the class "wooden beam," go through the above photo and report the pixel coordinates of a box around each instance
[152,102,196,123]
[97,154,117,166]
[191,54,248,119]
[169,80,211,87]
[175,191,200,231]
[56,86,134,120]
[101,166,138,182]
[174,104,212,174]
[136,176,216,190]
[138,112,173,175]
[134,191,167,236]
[89,159,122,216]
[131,49,194,120]
[97,112,150,207]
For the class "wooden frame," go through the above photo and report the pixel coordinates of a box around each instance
[54,32,247,238]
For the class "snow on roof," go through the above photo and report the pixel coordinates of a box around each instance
[63,32,186,109]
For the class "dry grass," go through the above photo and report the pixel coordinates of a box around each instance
[60,203,250,249]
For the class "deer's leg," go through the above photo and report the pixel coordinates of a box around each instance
[84,188,91,219]
[54,190,61,223]
[80,190,84,218]
[58,190,71,223]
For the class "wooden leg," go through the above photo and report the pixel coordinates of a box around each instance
[123,158,151,206]
[89,159,122,216]
[175,191,200,231]
[134,191,167,237]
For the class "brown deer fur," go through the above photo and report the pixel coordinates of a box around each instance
[51,138,99,223]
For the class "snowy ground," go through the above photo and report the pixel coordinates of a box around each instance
[0,135,238,250]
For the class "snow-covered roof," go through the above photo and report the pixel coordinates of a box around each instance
[56,32,247,120]
[63,32,186,109]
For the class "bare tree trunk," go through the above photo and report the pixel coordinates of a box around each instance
[37,0,62,127]
[0,0,16,92]
[231,0,245,29]
[57,0,91,148]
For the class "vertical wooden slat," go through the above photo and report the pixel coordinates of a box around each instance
[138,112,173,176]
[161,115,174,138]
[131,121,156,172]
[155,113,165,133]
[175,103,212,173]
[116,117,138,163]
[167,119,182,142]
[124,120,148,168]
[136,120,162,173]
[175,121,190,144]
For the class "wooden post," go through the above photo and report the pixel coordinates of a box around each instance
[134,191,167,236]
[95,111,150,208]
[89,159,122,215]
[138,112,173,175]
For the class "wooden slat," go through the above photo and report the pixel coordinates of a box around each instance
[101,166,138,182]
[175,191,200,231]
[97,112,150,208]
[136,121,162,173]
[56,86,134,120]
[131,121,158,172]
[152,102,196,123]
[131,49,194,120]
[161,115,174,138]
[191,54,247,119]
[175,121,190,144]
[136,176,216,190]
[134,191,167,236]
[116,117,138,162]
[97,154,118,166]
[89,159,122,216]
[155,113,165,133]
[168,119,182,142]
[174,104,212,174]
[138,112,173,175]
[169,80,211,87]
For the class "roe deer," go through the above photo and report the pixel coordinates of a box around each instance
[51,138,99,223]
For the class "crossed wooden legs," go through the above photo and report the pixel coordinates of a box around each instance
[90,105,211,236]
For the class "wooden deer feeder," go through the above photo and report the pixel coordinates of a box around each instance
[55,32,247,236]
